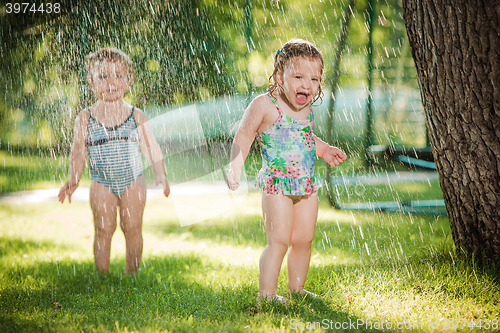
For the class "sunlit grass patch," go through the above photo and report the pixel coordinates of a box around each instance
[310,260,500,330]
[332,179,443,204]
[1,189,499,332]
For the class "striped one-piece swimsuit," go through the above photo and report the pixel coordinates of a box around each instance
[86,107,143,198]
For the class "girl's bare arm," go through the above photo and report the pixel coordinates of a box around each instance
[314,135,347,167]
[135,109,170,197]
[314,135,330,159]
[58,111,89,203]
[227,95,267,189]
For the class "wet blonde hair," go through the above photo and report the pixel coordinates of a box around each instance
[86,47,134,84]
[268,39,324,104]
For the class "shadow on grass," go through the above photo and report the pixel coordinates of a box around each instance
[146,208,454,266]
[0,252,364,333]
[145,205,500,294]
[0,238,71,258]
[146,213,268,249]
[2,235,499,332]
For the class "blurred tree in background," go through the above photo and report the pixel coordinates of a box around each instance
[1,0,232,151]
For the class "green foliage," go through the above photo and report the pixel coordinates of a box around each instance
[1,0,419,151]
[1,0,233,149]
[0,151,89,193]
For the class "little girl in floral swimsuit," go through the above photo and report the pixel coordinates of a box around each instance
[227,39,347,302]
[256,96,318,196]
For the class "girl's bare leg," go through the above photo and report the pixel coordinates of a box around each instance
[90,181,119,274]
[288,192,318,293]
[259,193,294,298]
[119,176,146,274]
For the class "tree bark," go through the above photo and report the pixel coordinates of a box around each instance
[402,0,500,264]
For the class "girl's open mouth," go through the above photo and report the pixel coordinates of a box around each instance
[296,92,308,105]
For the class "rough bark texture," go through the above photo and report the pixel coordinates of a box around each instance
[402,0,500,263]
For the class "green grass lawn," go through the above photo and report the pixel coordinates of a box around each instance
[0,150,70,193]
[1,151,499,332]
[1,190,499,332]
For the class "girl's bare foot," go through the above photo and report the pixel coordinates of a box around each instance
[289,289,319,298]
[257,293,287,303]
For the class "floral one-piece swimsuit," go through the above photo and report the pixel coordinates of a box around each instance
[256,94,321,196]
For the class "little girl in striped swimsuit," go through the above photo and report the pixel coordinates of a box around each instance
[227,39,347,302]
[58,48,170,274]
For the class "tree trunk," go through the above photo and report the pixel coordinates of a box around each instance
[402,0,500,264]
